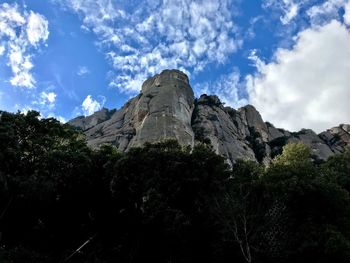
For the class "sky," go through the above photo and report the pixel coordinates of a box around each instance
[0,0,350,132]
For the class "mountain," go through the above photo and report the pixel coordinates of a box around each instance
[69,69,350,165]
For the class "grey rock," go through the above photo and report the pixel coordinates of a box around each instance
[69,69,194,151]
[290,129,334,161]
[319,124,350,154]
[68,69,350,164]
[129,69,194,148]
[266,122,286,141]
[238,105,269,142]
[69,108,114,131]
[192,95,256,165]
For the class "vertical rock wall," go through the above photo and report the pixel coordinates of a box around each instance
[69,70,195,151]
[68,70,350,164]
[129,69,195,148]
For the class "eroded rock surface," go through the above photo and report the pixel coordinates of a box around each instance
[69,70,194,151]
[319,124,350,154]
[69,69,350,164]
[191,95,257,165]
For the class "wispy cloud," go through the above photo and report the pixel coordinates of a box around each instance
[0,3,49,88]
[36,91,57,109]
[263,0,350,27]
[57,0,242,93]
[307,0,350,26]
[194,69,247,109]
[262,0,301,25]
[77,66,90,76]
[0,45,5,56]
[47,113,66,123]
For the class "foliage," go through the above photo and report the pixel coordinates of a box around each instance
[0,111,350,262]
[216,160,267,263]
[264,143,350,262]
[272,142,312,166]
[108,140,230,262]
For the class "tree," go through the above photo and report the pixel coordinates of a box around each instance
[264,143,350,262]
[215,160,263,263]
[1,111,350,263]
[272,142,312,166]
[0,111,99,262]
[322,147,350,192]
[109,140,230,263]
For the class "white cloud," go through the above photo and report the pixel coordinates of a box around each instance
[47,113,66,123]
[263,0,300,25]
[247,49,265,72]
[0,3,49,88]
[307,0,350,25]
[77,66,90,76]
[281,2,299,25]
[56,116,67,123]
[195,69,247,109]
[21,106,34,115]
[81,95,105,116]
[8,45,36,88]
[45,92,56,104]
[58,0,241,93]
[41,91,56,104]
[279,0,300,25]
[345,2,350,24]
[32,91,57,110]
[26,11,49,46]
[247,20,350,133]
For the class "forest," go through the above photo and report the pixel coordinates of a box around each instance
[0,110,350,263]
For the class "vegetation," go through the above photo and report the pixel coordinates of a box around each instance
[0,110,350,262]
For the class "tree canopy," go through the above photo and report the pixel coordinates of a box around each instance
[0,111,350,263]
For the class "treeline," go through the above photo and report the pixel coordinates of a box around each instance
[0,111,350,263]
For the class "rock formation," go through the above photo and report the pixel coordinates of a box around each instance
[69,69,350,164]
[70,70,194,151]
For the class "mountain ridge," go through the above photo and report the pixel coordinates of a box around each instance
[69,69,350,164]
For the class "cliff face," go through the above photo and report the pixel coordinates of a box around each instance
[69,69,350,164]
[70,70,194,151]
[131,69,194,148]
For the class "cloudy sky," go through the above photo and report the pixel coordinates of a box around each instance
[0,0,349,132]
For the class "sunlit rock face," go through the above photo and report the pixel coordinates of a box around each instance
[69,69,350,164]
[130,69,195,148]
[191,95,257,166]
[69,69,195,151]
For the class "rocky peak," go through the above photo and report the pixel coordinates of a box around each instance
[142,69,190,93]
[69,69,350,165]
[130,69,195,148]
[319,124,350,154]
[197,94,223,108]
[70,69,195,151]
[238,104,269,142]
[69,107,114,131]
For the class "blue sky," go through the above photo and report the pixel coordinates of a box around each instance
[0,0,350,132]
